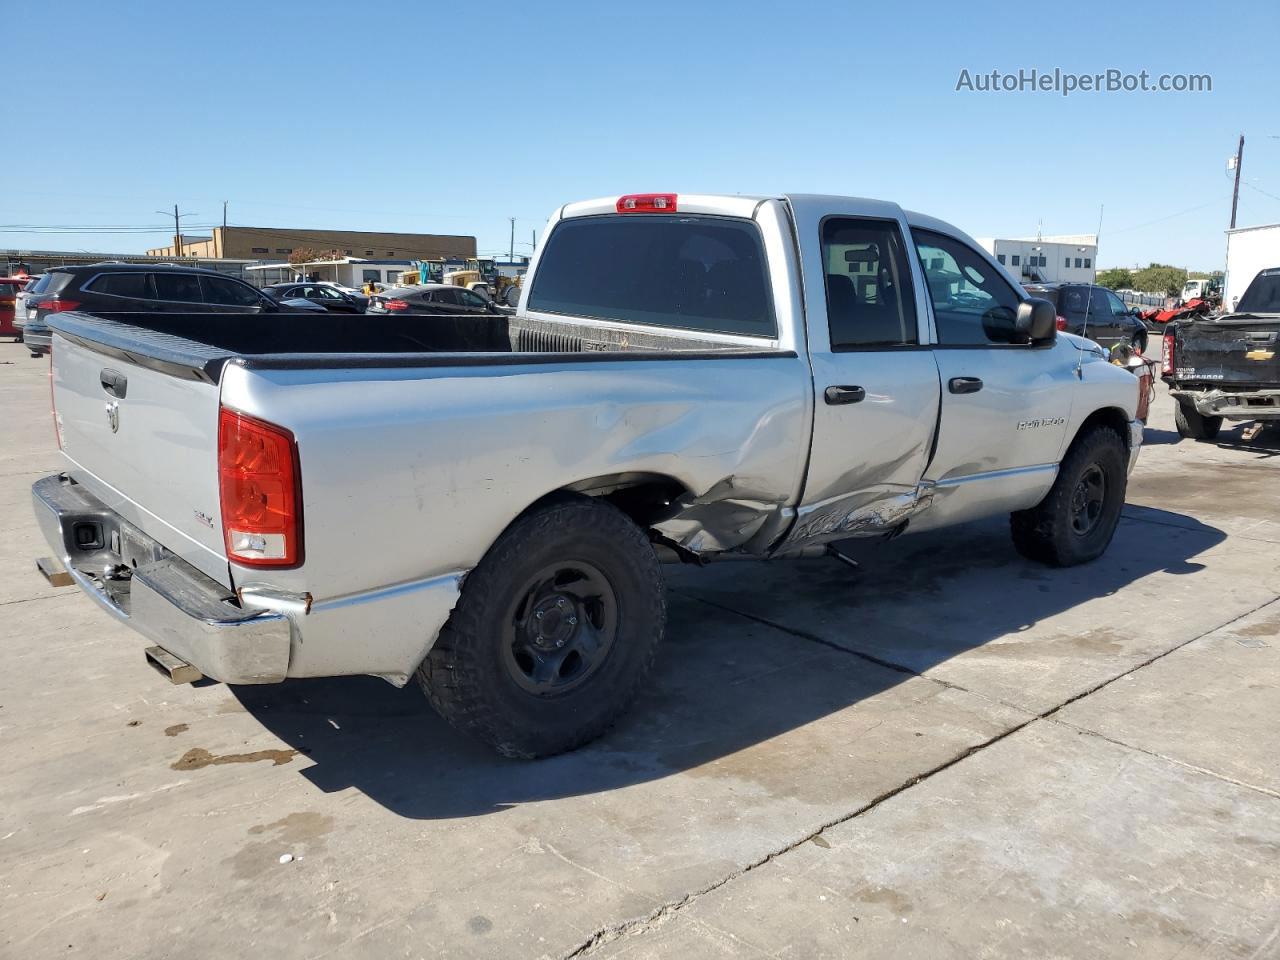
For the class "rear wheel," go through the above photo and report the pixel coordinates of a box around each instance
[505,285,521,307]
[1010,426,1128,567]
[1174,400,1222,441]
[418,496,665,758]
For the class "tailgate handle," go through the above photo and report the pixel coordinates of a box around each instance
[1246,331,1277,343]
[100,368,128,399]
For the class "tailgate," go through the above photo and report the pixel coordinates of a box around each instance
[1174,319,1280,386]
[52,331,230,586]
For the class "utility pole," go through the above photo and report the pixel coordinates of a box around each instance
[172,204,182,257]
[531,229,536,253]
[1229,134,1245,229]
[220,201,228,258]
[509,217,515,266]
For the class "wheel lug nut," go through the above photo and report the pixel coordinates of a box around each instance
[557,598,566,607]
[535,611,544,620]
[567,616,578,625]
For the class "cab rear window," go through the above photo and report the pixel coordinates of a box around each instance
[528,214,776,337]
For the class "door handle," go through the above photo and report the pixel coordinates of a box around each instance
[99,368,128,399]
[824,385,866,405]
[948,376,983,395]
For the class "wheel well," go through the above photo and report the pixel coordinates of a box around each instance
[1074,406,1130,451]
[524,473,692,528]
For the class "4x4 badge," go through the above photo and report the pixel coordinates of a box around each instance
[105,401,120,433]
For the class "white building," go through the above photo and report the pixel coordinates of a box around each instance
[1224,223,1280,309]
[246,257,416,289]
[972,234,1098,285]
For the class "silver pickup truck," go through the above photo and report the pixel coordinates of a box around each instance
[33,192,1145,757]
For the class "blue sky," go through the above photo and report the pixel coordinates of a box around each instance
[7,0,1279,270]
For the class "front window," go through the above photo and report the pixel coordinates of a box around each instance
[528,214,775,337]
[820,217,917,348]
[912,229,1021,345]
[200,275,263,307]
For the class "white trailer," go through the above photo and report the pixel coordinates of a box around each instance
[1224,223,1280,309]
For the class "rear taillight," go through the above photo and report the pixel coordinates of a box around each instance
[1162,333,1175,376]
[1055,315,1067,331]
[616,193,678,213]
[384,299,409,311]
[218,408,301,567]
[35,297,81,313]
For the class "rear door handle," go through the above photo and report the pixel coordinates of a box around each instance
[948,376,983,395]
[824,385,866,405]
[100,368,128,399]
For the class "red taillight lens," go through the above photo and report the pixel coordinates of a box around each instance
[1162,334,1175,376]
[616,193,678,214]
[218,409,301,567]
[384,299,409,311]
[1055,315,1067,331]
[35,297,81,313]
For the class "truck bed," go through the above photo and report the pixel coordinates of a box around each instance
[50,311,775,384]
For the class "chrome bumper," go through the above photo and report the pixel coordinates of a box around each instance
[1172,388,1280,421]
[32,474,290,684]
[1128,418,1143,474]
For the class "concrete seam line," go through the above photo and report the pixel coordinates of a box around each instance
[1048,718,1280,802]
[1119,511,1280,546]
[0,592,77,608]
[562,714,1041,958]
[677,589,1036,716]
[1037,593,1280,721]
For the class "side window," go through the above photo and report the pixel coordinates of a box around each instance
[820,217,917,348]
[315,286,343,300]
[1104,290,1127,316]
[912,230,1021,345]
[152,272,203,303]
[1085,286,1112,318]
[459,289,489,308]
[201,275,264,307]
[88,273,151,298]
[1062,287,1088,314]
[432,288,462,306]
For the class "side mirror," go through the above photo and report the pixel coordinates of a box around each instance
[1015,297,1057,343]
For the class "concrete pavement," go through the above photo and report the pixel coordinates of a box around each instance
[1,340,1277,959]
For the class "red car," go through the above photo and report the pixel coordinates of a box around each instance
[0,276,30,340]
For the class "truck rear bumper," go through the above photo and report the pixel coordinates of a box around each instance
[32,474,291,684]
[1171,388,1280,421]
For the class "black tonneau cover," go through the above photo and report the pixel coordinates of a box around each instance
[48,311,789,384]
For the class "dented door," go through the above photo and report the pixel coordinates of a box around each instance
[780,198,942,549]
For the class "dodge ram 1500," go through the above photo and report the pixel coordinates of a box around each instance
[34,192,1145,757]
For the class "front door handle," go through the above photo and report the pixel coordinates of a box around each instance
[824,385,866,405]
[948,376,983,395]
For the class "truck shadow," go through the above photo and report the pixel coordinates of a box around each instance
[1144,423,1280,454]
[232,506,1226,819]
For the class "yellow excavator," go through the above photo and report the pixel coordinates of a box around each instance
[443,257,523,306]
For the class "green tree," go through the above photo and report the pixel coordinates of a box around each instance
[1133,263,1187,298]
[1095,268,1134,290]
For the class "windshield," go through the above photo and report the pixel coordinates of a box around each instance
[1234,268,1280,314]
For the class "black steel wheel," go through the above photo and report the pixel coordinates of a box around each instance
[418,495,665,758]
[1010,426,1128,567]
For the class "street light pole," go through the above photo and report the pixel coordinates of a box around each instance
[1229,134,1245,230]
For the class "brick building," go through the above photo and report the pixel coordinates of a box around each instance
[147,226,476,261]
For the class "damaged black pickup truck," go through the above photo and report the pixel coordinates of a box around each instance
[1163,267,1280,440]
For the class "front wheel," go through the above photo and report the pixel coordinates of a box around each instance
[1174,400,1222,441]
[1010,426,1128,567]
[418,496,665,758]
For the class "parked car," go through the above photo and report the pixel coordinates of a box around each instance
[13,273,46,339]
[32,191,1144,759]
[366,283,506,316]
[1022,282,1150,353]
[18,263,313,357]
[0,276,27,340]
[262,281,368,314]
[1162,266,1280,440]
